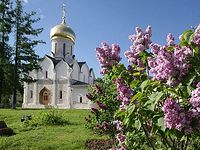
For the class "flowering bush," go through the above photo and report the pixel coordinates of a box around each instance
[86,24,200,149]
[85,77,120,138]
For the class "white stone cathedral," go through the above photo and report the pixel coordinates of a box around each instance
[22,6,95,109]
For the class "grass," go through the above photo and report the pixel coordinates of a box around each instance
[0,109,106,150]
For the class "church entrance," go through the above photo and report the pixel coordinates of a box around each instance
[39,87,51,105]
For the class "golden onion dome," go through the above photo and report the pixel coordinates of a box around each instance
[50,22,76,43]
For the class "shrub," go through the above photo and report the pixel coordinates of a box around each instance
[21,109,69,130]
[40,109,69,126]
[87,24,200,149]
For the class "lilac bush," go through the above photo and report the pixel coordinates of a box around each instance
[86,24,200,150]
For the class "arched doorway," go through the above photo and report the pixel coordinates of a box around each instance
[39,87,51,105]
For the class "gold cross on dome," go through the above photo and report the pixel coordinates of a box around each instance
[62,4,66,24]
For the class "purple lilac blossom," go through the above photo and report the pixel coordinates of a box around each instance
[148,33,192,86]
[193,24,200,46]
[115,78,133,110]
[162,98,187,131]
[116,132,126,144]
[96,101,107,109]
[189,82,200,111]
[102,121,109,130]
[96,42,121,74]
[114,120,123,131]
[86,93,93,100]
[124,26,152,67]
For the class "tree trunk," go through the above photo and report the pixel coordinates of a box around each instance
[12,89,17,109]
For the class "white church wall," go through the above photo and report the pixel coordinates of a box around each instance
[71,86,91,109]
[72,62,80,80]
[55,60,69,79]
[29,70,37,80]
[80,64,89,83]
[27,83,33,103]
[52,38,73,58]
[38,57,54,80]
[56,83,68,105]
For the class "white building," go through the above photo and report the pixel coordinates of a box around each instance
[22,7,95,109]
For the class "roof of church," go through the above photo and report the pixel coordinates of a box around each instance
[46,55,61,66]
[78,62,86,69]
[70,79,88,86]
[46,55,73,67]
[89,68,93,73]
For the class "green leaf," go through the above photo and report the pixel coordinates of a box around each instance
[180,136,187,142]
[145,92,164,110]
[140,79,150,92]
[180,40,188,46]
[182,30,193,44]
[157,117,165,131]
[127,105,135,115]
[164,88,180,97]
[182,72,196,86]
[133,72,140,76]
[114,109,126,118]
[166,46,174,52]
[130,80,139,89]
[191,44,199,55]
[131,92,143,102]
[134,119,141,130]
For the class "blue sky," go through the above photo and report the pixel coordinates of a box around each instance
[19,0,200,77]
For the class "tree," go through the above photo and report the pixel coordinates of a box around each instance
[0,0,13,106]
[12,0,44,108]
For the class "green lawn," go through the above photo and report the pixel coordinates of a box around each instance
[0,109,104,150]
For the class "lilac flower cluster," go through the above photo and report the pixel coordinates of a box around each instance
[112,120,126,149]
[162,98,187,131]
[114,120,123,131]
[163,97,200,134]
[96,42,121,74]
[96,101,107,110]
[112,132,126,150]
[124,26,152,67]
[189,83,200,111]
[193,24,200,46]
[115,78,133,110]
[166,33,175,46]
[148,34,192,86]
[101,121,109,130]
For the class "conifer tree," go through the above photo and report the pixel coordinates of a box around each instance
[0,0,13,106]
[12,0,44,108]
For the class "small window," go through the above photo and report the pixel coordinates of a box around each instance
[45,71,48,78]
[63,43,66,56]
[80,97,82,103]
[55,43,57,53]
[70,46,73,55]
[59,91,62,99]
[30,90,33,98]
